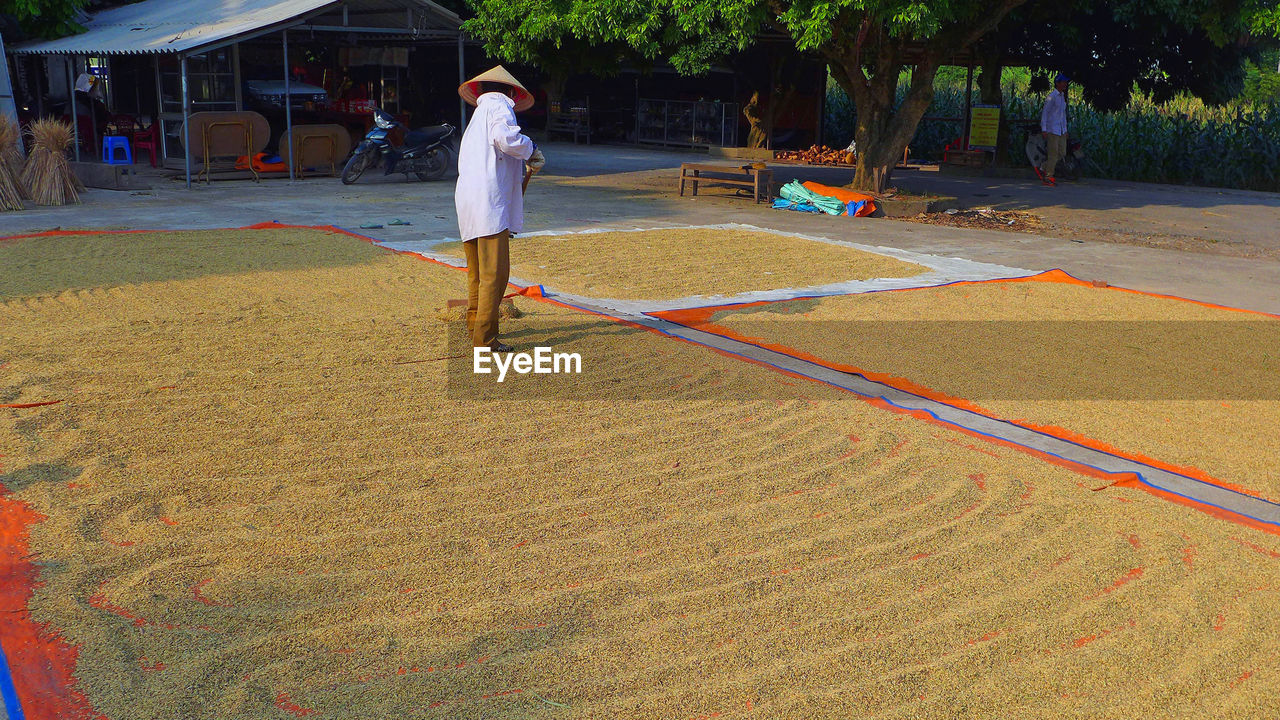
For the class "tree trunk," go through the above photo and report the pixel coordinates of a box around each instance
[819,2,1030,193]
[827,37,938,193]
[744,90,767,148]
[976,49,1010,165]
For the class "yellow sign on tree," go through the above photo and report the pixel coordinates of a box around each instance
[968,105,1001,151]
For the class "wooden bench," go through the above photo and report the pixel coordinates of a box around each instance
[678,163,774,203]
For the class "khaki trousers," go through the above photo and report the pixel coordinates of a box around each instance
[1043,133,1066,179]
[463,229,511,349]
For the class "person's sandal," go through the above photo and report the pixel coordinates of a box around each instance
[491,342,514,353]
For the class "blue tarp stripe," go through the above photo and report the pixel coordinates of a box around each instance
[0,639,25,720]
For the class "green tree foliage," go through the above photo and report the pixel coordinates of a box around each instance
[1,0,88,39]
[1242,48,1280,104]
[464,0,642,111]
[466,0,1030,191]
[466,0,1280,190]
[997,0,1276,111]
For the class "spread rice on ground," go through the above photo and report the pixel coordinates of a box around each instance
[706,278,1280,501]
[434,228,926,300]
[3,230,1280,719]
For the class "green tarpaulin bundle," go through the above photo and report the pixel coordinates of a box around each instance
[778,179,846,215]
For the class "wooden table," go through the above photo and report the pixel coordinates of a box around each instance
[678,163,774,203]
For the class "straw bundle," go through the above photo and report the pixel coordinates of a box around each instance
[0,116,23,174]
[0,116,25,210]
[21,118,82,206]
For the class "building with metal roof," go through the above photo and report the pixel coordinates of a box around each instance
[8,0,461,56]
[5,0,466,185]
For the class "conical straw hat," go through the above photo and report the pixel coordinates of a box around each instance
[458,65,534,112]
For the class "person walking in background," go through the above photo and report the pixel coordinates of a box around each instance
[454,65,546,352]
[1037,73,1070,186]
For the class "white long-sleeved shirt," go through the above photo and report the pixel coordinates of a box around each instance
[454,92,535,242]
[1040,89,1068,136]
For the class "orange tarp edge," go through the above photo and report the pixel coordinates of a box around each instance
[651,268,1280,533]
[800,181,877,217]
[0,488,100,720]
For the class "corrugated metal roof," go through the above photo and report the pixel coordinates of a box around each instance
[8,0,461,55]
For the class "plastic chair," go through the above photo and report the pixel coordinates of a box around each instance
[64,113,99,157]
[132,122,160,167]
[942,137,964,164]
[102,136,132,165]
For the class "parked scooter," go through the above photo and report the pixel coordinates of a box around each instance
[1025,132,1086,182]
[341,107,454,184]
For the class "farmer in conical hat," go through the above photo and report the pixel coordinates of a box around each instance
[455,65,546,352]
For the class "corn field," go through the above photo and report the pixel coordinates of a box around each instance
[824,77,1280,192]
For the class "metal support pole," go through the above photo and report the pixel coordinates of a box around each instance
[815,64,825,147]
[36,57,46,119]
[232,43,244,110]
[181,55,191,188]
[88,65,98,156]
[283,29,295,181]
[66,56,80,161]
[153,55,166,163]
[963,62,974,147]
[457,34,466,131]
[0,34,19,129]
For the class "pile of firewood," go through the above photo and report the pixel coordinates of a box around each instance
[774,145,856,166]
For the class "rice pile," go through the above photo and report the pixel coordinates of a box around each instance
[20,118,82,206]
[4,230,1280,719]
[707,278,1280,501]
[435,228,926,300]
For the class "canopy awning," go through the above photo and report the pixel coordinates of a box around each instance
[7,0,462,56]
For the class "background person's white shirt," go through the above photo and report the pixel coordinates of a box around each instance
[454,92,535,242]
[1041,88,1068,136]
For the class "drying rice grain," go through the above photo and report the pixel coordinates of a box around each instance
[436,228,925,300]
[4,231,1280,719]
[709,278,1280,500]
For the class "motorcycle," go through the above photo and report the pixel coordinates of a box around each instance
[341,107,454,184]
[1025,131,1086,182]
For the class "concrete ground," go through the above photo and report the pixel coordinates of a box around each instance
[5,142,1279,313]
[892,169,1280,259]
